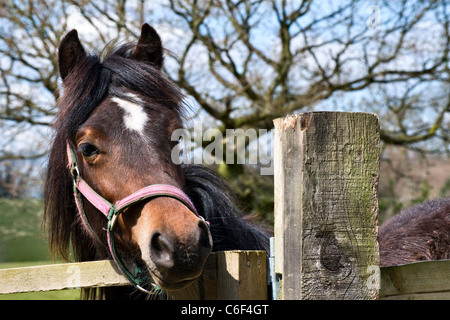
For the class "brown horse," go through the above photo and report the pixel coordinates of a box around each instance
[379,197,450,266]
[44,24,269,299]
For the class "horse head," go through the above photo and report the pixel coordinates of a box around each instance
[47,24,212,293]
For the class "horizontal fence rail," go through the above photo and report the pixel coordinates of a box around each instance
[1,255,449,299]
[379,259,450,300]
[0,260,128,294]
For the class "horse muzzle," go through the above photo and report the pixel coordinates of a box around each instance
[146,217,212,290]
[135,196,212,291]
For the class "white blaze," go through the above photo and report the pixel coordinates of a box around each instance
[112,95,148,134]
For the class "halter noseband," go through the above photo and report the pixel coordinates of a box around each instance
[66,141,207,293]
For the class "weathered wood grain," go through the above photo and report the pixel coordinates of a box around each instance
[274,112,381,300]
[0,260,128,294]
[380,259,450,300]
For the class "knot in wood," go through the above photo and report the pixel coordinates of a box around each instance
[318,230,344,272]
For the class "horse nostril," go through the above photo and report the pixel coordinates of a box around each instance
[150,231,174,270]
[148,221,212,283]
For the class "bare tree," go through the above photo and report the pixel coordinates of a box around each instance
[0,0,448,211]
[166,0,448,144]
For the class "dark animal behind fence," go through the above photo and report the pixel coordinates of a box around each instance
[379,197,450,267]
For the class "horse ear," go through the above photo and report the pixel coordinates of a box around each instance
[58,29,86,81]
[131,24,164,68]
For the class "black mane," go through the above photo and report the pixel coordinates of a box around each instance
[183,165,270,252]
[56,43,183,142]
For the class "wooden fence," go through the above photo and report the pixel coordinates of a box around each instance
[0,112,449,299]
[1,252,449,299]
[0,251,267,300]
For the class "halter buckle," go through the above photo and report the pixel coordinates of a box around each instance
[69,164,80,181]
[107,206,119,230]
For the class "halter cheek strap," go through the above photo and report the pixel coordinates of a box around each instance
[66,142,208,293]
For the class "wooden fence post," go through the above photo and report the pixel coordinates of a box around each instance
[171,251,267,300]
[273,112,380,300]
[216,251,267,300]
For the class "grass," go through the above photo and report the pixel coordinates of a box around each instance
[0,290,80,300]
[0,198,80,300]
[0,198,49,262]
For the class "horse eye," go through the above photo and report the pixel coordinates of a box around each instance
[78,143,99,158]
